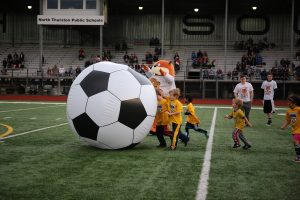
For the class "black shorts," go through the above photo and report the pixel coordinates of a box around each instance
[263,100,272,114]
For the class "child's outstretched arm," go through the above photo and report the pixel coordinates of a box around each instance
[244,116,252,127]
[281,120,289,130]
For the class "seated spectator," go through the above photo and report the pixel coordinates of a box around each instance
[155,47,161,56]
[153,53,159,62]
[202,69,209,79]
[52,65,59,76]
[13,52,18,61]
[66,66,74,77]
[232,68,239,80]
[79,48,85,60]
[255,53,263,67]
[75,66,81,77]
[202,51,209,65]
[46,67,52,77]
[58,65,66,76]
[191,51,197,63]
[260,68,267,80]
[132,53,138,64]
[216,69,223,80]
[174,57,180,72]
[236,62,241,72]
[174,52,179,61]
[145,52,153,64]
[123,52,130,63]
[2,59,7,69]
[208,69,215,79]
[19,52,25,62]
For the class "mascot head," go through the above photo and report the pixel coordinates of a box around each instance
[151,60,175,77]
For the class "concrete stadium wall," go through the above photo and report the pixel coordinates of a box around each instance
[0,13,299,46]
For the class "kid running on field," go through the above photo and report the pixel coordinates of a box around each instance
[225,98,252,149]
[167,88,189,150]
[281,95,300,162]
[184,95,208,138]
[155,88,169,147]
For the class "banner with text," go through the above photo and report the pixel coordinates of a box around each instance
[37,15,104,25]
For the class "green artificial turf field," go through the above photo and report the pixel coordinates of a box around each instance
[0,102,299,200]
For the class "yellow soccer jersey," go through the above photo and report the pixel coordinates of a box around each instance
[186,103,200,125]
[228,109,245,130]
[285,106,300,134]
[169,99,183,124]
[156,99,169,125]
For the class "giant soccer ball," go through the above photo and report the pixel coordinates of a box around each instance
[66,61,157,149]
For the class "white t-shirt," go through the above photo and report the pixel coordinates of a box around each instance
[233,82,254,102]
[261,80,277,100]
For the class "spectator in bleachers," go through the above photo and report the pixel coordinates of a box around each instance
[19,52,25,62]
[132,53,138,64]
[67,66,74,77]
[202,51,209,66]
[2,59,7,69]
[153,53,159,62]
[102,50,112,61]
[52,65,59,76]
[216,69,224,80]
[13,52,18,62]
[197,50,203,58]
[59,65,66,76]
[191,51,197,64]
[255,53,263,67]
[260,68,267,80]
[46,67,52,77]
[79,48,85,60]
[145,52,153,64]
[174,53,180,72]
[123,52,130,64]
[208,68,215,79]
[236,61,241,72]
[75,66,82,77]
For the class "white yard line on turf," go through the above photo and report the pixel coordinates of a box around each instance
[1,123,68,140]
[0,105,65,113]
[196,107,217,200]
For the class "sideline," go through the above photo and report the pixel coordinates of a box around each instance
[195,107,217,200]
[0,123,68,140]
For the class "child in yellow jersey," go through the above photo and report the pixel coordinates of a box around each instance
[155,88,169,147]
[167,88,189,150]
[184,95,208,138]
[281,95,300,162]
[225,98,252,149]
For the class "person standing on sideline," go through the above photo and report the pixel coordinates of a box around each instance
[261,73,277,126]
[233,75,254,121]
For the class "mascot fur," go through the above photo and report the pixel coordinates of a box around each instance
[143,60,176,97]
